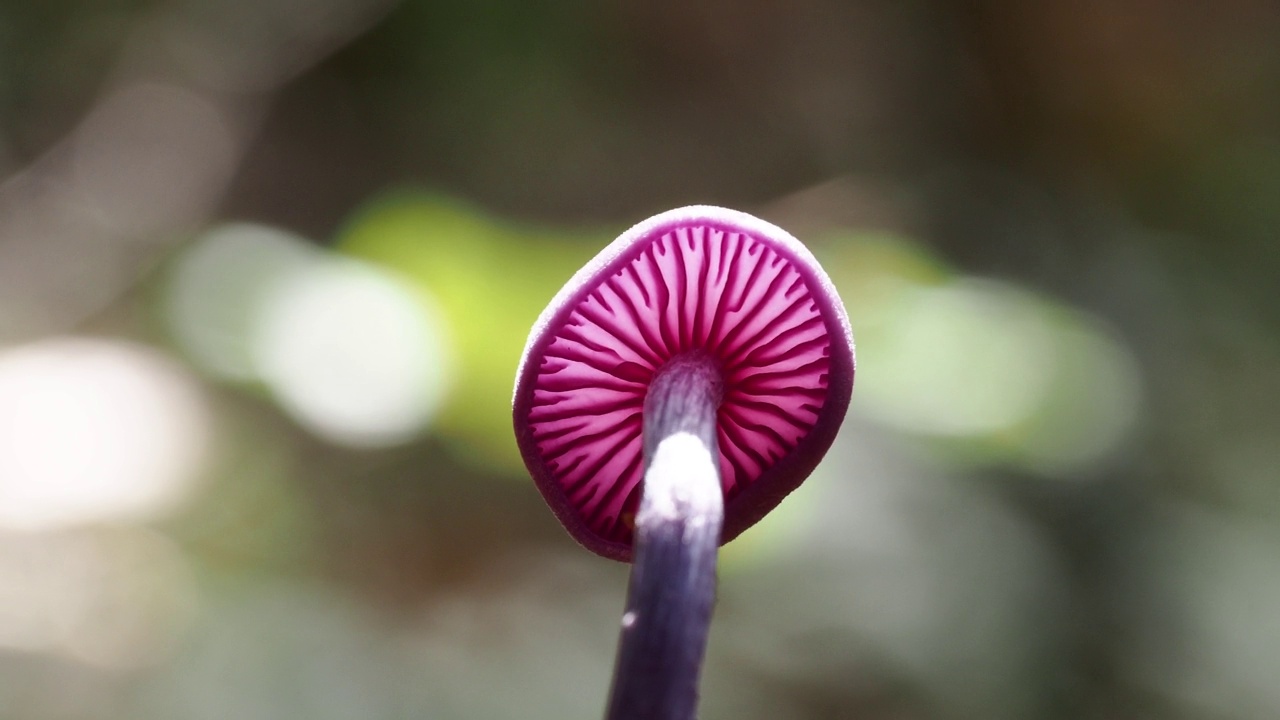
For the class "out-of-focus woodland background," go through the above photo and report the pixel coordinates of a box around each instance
[0,1,1278,718]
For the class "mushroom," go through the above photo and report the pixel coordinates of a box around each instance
[513,206,854,720]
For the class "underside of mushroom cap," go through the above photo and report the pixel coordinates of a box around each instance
[513,206,855,561]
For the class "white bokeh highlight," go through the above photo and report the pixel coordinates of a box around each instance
[165,223,321,381]
[0,338,212,531]
[251,257,451,447]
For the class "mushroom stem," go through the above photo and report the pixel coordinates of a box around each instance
[605,353,724,720]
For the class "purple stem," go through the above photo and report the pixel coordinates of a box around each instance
[605,353,724,720]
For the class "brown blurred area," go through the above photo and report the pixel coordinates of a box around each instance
[0,1,1277,718]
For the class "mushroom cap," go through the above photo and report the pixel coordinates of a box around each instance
[513,206,855,561]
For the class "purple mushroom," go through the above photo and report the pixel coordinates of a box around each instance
[513,205,854,719]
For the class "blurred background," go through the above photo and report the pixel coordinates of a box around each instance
[0,1,1277,718]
